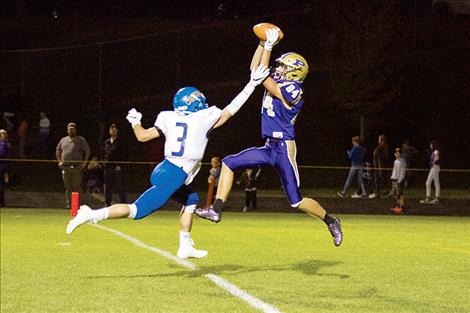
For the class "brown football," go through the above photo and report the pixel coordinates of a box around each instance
[252,22,284,42]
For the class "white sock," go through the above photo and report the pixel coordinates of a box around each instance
[179,231,191,246]
[93,207,109,223]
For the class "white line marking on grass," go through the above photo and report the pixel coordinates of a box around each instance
[90,223,282,313]
[206,274,282,313]
[58,242,71,246]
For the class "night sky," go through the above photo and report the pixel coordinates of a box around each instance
[1,0,469,170]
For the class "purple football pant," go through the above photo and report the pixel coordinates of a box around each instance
[223,139,302,206]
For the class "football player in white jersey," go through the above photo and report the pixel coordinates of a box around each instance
[66,65,270,259]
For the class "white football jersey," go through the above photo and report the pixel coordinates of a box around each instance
[154,106,222,183]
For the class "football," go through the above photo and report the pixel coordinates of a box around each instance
[252,22,284,42]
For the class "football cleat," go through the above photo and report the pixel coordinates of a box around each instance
[177,240,208,259]
[195,207,221,223]
[66,205,94,234]
[328,218,343,247]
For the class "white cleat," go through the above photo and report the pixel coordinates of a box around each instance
[66,205,94,234]
[177,240,208,259]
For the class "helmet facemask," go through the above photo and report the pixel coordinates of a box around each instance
[272,62,290,81]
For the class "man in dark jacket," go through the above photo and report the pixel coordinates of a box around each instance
[101,123,128,206]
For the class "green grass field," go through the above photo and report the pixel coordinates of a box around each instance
[1,209,469,313]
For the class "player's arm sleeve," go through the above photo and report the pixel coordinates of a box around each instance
[212,82,255,130]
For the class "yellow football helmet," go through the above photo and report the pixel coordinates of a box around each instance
[274,52,309,82]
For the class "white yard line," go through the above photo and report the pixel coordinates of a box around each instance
[91,223,282,313]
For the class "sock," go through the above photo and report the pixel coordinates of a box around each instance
[323,213,335,225]
[212,198,224,213]
[179,231,191,246]
[92,207,109,223]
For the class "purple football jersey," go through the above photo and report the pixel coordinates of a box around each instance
[261,80,304,140]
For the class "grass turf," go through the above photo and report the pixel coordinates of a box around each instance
[1,209,469,313]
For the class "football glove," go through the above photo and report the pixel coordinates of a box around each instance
[249,65,270,87]
[126,108,142,128]
[264,28,280,51]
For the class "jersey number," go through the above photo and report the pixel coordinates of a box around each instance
[285,84,300,99]
[172,122,188,157]
[262,95,275,117]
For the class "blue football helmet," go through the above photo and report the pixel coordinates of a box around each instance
[173,87,208,114]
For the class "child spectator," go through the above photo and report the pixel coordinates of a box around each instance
[205,156,221,208]
[86,157,103,194]
[390,148,407,215]
[237,167,261,212]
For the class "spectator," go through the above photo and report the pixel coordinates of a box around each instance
[352,162,374,198]
[338,136,367,198]
[237,167,261,212]
[205,156,221,208]
[0,129,12,207]
[86,157,103,194]
[38,112,50,158]
[390,148,407,215]
[401,139,418,187]
[369,134,389,199]
[420,140,441,204]
[101,123,128,206]
[1,112,15,134]
[56,122,90,208]
[17,116,28,158]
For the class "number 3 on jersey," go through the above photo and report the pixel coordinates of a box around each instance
[172,122,188,156]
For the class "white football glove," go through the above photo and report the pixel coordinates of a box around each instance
[249,65,270,87]
[264,28,280,51]
[126,108,142,128]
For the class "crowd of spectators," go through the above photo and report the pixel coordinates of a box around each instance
[336,134,442,214]
[0,105,445,212]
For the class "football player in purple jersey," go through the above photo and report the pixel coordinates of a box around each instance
[196,29,343,247]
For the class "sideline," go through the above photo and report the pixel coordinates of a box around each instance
[91,223,283,313]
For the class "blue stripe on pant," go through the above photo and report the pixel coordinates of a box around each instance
[223,140,302,205]
[133,159,188,220]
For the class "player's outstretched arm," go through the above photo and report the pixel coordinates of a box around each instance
[259,29,286,103]
[250,44,264,71]
[126,108,160,142]
[260,28,278,68]
[212,65,270,129]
